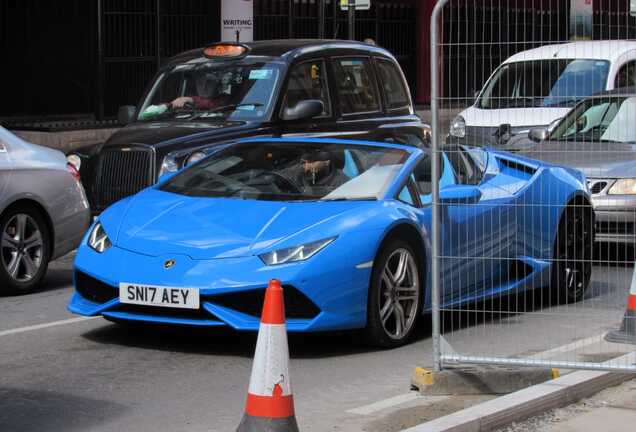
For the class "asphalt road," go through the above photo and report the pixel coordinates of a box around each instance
[0,252,633,432]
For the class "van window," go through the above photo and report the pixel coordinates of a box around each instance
[283,60,331,117]
[615,61,636,88]
[479,59,610,110]
[333,58,380,114]
[375,59,410,110]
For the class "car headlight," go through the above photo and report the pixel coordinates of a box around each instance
[66,154,81,170]
[449,115,466,138]
[88,222,112,253]
[185,151,206,167]
[609,179,636,195]
[259,237,337,266]
[159,154,180,177]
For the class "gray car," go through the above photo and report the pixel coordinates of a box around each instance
[0,127,90,293]
[520,88,636,244]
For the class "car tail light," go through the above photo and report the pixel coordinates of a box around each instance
[67,163,81,182]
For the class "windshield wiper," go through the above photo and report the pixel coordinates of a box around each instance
[209,102,264,113]
[543,97,581,108]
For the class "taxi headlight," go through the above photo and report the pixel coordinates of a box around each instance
[88,222,112,253]
[259,237,337,266]
[608,179,636,195]
[449,115,466,138]
[185,151,206,167]
[159,154,180,177]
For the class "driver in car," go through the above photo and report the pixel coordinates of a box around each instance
[169,73,230,110]
[296,149,349,194]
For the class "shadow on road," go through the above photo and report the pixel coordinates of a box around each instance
[82,322,375,359]
[0,387,128,432]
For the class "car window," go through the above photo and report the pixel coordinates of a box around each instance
[479,59,610,109]
[444,146,485,185]
[412,154,457,204]
[375,59,410,110]
[550,96,636,143]
[615,60,636,88]
[282,60,331,117]
[333,58,380,115]
[397,185,415,206]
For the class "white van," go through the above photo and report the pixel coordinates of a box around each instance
[448,40,636,146]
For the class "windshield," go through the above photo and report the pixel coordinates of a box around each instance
[478,59,610,109]
[160,142,410,201]
[550,95,636,143]
[137,60,285,122]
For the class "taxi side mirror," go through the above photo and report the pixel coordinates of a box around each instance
[282,99,324,121]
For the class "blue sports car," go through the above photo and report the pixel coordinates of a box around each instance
[69,138,593,347]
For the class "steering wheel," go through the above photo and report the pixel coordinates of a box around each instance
[268,172,303,194]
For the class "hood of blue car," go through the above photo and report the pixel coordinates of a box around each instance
[112,189,370,259]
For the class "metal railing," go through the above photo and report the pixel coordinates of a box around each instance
[430,0,636,373]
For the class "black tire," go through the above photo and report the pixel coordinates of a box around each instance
[364,238,423,348]
[551,204,593,303]
[0,204,51,295]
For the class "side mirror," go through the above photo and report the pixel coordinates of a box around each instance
[528,127,549,143]
[439,185,482,204]
[282,99,324,121]
[118,105,136,125]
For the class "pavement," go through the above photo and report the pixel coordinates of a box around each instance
[498,378,636,432]
[0,252,633,431]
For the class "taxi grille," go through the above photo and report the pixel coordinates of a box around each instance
[94,147,154,210]
[75,271,118,304]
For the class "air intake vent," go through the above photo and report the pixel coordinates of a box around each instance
[75,271,118,304]
[210,286,320,319]
[589,181,608,195]
[497,158,537,176]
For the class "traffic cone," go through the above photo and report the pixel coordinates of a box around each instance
[605,263,636,345]
[237,279,299,432]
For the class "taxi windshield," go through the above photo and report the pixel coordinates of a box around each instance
[160,142,410,201]
[137,60,285,122]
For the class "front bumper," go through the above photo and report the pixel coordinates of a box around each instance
[592,195,636,244]
[68,244,371,332]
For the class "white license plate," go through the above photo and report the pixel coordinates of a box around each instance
[119,283,199,309]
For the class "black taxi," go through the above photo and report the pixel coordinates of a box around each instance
[68,40,429,214]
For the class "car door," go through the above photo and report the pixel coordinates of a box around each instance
[410,148,511,305]
[326,56,389,142]
[373,57,429,148]
[276,57,338,139]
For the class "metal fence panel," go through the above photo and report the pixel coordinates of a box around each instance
[431,0,636,373]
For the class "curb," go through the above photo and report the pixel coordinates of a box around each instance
[411,366,559,395]
[403,353,636,432]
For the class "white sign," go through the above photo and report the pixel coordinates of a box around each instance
[340,0,371,11]
[221,0,253,42]
[631,0,636,17]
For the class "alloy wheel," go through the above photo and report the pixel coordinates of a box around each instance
[1,214,44,283]
[378,248,420,340]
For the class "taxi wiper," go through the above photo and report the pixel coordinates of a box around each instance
[209,102,264,113]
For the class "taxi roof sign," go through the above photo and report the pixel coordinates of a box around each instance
[203,44,249,59]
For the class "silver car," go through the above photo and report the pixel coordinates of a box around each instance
[523,88,636,243]
[0,127,90,293]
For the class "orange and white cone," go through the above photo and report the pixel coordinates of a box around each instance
[606,263,636,345]
[237,279,299,432]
